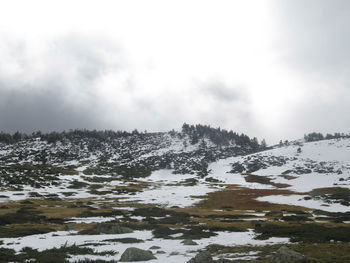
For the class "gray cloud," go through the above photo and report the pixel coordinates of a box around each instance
[3,1,350,144]
[0,34,262,140]
[0,86,101,133]
[273,0,350,139]
[201,80,246,102]
[276,0,350,77]
[0,34,121,133]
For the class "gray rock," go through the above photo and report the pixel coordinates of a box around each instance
[272,246,306,263]
[187,251,213,263]
[251,220,264,227]
[215,259,234,263]
[265,210,283,217]
[120,247,156,262]
[95,223,133,234]
[182,239,198,246]
[149,246,161,250]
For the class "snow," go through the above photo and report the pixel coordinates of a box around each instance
[205,138,350,210]
[1,136,350,259]
[140,169,195,184]
[66,217,121,224]
[0,229,289,263]
[209,158,275,189]
[120,183,218,207]
[257,195,350,212]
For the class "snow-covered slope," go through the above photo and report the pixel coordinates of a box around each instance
[0,133,350,262]
[208,138,350,212]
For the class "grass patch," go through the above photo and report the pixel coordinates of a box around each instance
[0,225,55,238]
[102,237,144,243]
[244,174,290,188]
[255,222,350,242]
[197,186,306,211]
[207,243,350,263]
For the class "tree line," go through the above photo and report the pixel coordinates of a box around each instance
[0,124,268,149]
[181,123,266,149]
[303,132,350,142]
[0,129,137,144]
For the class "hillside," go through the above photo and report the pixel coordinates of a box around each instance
[0,127,349,262]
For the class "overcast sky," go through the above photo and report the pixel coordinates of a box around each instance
[0,0,349,144]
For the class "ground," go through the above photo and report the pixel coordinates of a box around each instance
[0,136,350,262]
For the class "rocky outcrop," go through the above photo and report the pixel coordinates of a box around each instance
[272,246,306,263]
[120,247,156,262]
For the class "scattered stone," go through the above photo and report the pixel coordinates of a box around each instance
[251,220,265,227]
[156,250,166,254]
[272,246,306,263]
[149,246,161,250]
[120,247,156,262]
[187,251,213,263]
[79,223,133,235]
[265,211,283,217]
[216,259,234,263]
[182,239,198,246]
[103,238,144,244]
[205,177,222,183]
[96,223,132,234]
[63,225,75,231]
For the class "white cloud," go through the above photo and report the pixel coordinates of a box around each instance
[0,0,349,143]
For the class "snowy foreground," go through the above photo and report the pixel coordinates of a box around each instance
[0,230,288,262]
[0,136,349,262]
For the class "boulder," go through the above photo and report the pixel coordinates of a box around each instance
[265,211,283,217]
[182,239,198,246]
[120,247,156,262]
[215,259,234,263]
[272,246,306,263]
[94,223,132,234]
[187,251,213,263]
[149,246,161,250]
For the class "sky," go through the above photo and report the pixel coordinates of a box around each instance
[0,0,349,144]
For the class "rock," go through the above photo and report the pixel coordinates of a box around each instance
[149,246,161,250]
[272,246,306,263]
[251,220,264,227]
[205,177,222,183]
[182,239,198,246]
[187,251,213,263]
[120,247,156,262]
[230,162,245,173]
[265,211,283,217]
[156,250,166,254]
[95,223,133,234]
[215,259,234,263]
[79,223,133,235]
[63,225,74,231]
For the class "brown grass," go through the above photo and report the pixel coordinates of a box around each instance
[244,174,291,188]
[196,186,307,211]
